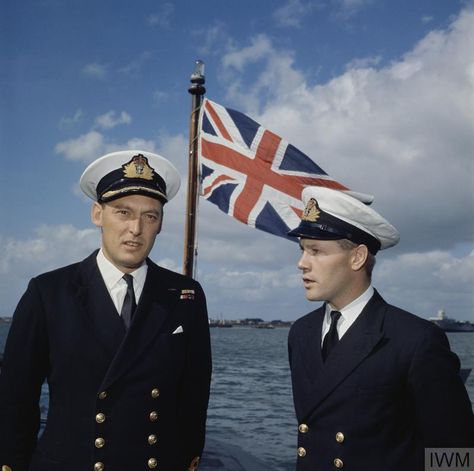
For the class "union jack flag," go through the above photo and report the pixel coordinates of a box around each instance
[198,99,372,240]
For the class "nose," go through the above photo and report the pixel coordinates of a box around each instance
[129,217,142,236]
[297,251,309,271]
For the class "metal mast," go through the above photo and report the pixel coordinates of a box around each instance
[183,60,206,278]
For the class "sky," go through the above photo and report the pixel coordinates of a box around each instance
[1,0,473,321]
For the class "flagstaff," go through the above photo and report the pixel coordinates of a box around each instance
[183,60,206,278]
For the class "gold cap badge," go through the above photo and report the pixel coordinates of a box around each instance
[302,198,321,222]
[122,154,155,180]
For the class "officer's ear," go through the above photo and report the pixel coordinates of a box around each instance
[91,202,104,228]
[351,244,369,272]
[153,200,164,236]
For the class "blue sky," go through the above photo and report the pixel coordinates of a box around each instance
[1,0,473,321]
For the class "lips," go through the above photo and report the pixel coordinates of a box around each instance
[123,240,142,248]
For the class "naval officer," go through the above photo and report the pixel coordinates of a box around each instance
[0,151,212,471]
[287,187,474,471]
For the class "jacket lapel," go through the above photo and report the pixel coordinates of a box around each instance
[301,291,387,421]
[300,305,325,379]
[99,261,179,390]
[73,252,126,364]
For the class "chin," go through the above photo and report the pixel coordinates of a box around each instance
[306,291,323,302]
[120,256,144,269]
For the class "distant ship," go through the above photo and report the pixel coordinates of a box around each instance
[429,310,474,332]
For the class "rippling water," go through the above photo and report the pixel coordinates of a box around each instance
[1,323,473,471]
[208,327,296,470]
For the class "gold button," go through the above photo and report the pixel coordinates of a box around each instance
[94,462,105,471]
[298,423,309,433]
[149,411,158,421]
[297,447,306,457]
[335,432,344,443]
[95,437,105,448]
[95,413,105,424]
[2,466,13,471]
[148,434,157,445]
[148,458,158,469]
[151,388,160,398]
[98,391,107,400]
[334,458,344,468]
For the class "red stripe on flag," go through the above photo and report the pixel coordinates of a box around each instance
[291,205,303,219]
[201,138,348,223]
[203,174,235,196]
[233,130,281,223]
[204,101,233,143]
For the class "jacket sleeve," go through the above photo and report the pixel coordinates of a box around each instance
[408,324,474,447]
[177,282,212,470]
[0,278,49,471]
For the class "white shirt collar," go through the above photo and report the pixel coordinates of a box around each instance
[323,285,374,342]
[328,284,374,321]
[96,249,148,298]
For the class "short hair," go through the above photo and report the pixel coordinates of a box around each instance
[335,239,376,278]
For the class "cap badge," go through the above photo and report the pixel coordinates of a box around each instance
[122,154,155,180]
[302,198,321,222]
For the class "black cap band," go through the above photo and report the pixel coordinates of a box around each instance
[288,210,381,254]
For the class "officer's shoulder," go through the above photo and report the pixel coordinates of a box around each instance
[383,302,445,340]
[289,307,323,336]
[33,259,83,284]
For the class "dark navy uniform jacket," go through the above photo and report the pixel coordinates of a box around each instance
[0,251,212,471]
[288,290,474,471]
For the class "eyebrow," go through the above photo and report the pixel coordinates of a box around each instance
[109,203,161,216]
[300,240,321,250]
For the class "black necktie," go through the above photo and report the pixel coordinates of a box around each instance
[121,274,136,329]
[322,310,342,362]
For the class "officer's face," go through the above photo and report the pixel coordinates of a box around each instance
[91,194,163,273]
[297,238,358,310]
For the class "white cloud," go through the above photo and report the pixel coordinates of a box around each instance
[153,90,169,105]
[0,225,98,274]
[147,3,174,28]
[273,0,314,28]
[333,0,373,18]
[156,257,181,272]
[59,109,83,129]
[55,131,105,161]
[55,133,161,163]
[119,51,152,76]
[203,267,299,302]
[95,111,132,130]
[221,34,304,113]
[222,35,274,72]
[376,250,474,321]
[193,21,231,56]
[82,62,108,79]
[121,138,156,152]
[0,226,100,316]
[345,55,381,70]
